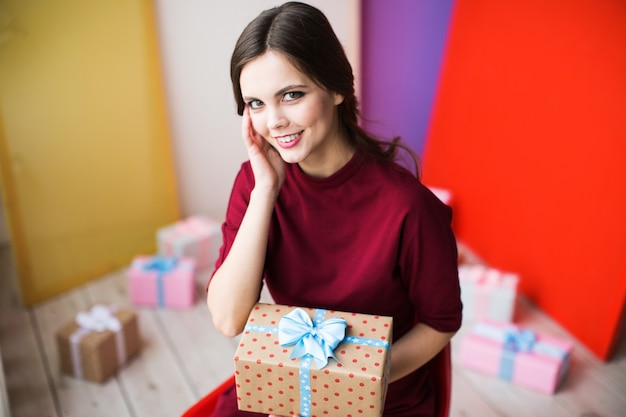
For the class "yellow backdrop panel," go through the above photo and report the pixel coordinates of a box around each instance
[0,0,179,305]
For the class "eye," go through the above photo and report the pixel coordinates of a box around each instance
[283,91,304,102]
[247,99,263,110]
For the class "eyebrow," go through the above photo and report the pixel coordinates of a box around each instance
[243,84,308,102]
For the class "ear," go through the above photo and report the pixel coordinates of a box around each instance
[333,92,345,106]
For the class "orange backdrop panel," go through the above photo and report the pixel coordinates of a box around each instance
[422,0,626,359]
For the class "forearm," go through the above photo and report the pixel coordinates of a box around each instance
[207,189,276,337]
[388,323,455,383]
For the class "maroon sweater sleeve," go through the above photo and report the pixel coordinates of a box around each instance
[399,185,462,332]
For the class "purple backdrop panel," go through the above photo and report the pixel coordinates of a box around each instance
[360,0,455,158]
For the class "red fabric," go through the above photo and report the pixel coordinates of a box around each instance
[181,376,235,417]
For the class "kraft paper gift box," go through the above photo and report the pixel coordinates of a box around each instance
[234,303,393,417]
[129,255,196,308]
[459,321,573,394]
[157,215,222,270]
[56,304,141,383]
[459,264,519,323]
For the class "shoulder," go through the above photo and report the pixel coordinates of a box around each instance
[232,160,255,189]
[367,158,445,212]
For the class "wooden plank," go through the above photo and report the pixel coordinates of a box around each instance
[0,246,58,417]
[0,346,9,417]
[3,240,624,417]
[32,289,132,417]
[449,365,503,417]
[82,269,197,417]
[153,286,238,400]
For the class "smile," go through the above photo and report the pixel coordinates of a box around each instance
[276,131,303,144]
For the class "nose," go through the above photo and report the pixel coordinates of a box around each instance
[267,107,287,130]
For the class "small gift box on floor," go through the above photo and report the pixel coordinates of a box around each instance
[459,321,573,394]
[459,264,519,323]
[157,215,222,270]
[128,255,196,308]
[56,304,141,383]
[234,303,393,417]
[427,185,452,206]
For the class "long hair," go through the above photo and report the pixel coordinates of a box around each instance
[230,1,419,175]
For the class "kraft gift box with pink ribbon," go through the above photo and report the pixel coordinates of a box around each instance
[234,303,393,417]
[56,304,141,383]
[459,264,519,323]
[459,321,573,394]
[128,255,196,308]
[157,215,221,270]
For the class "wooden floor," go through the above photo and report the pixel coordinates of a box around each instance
[1,243,625,417]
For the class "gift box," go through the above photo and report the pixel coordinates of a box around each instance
[157,215,222,270]
[459,321,573,394]
[128,255,196,308]
[56,304,141,383]
[427,186,452,205]
[234,303,393,417]
[459,264,518,323]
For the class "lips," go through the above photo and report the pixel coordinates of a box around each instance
[275,131,303,149]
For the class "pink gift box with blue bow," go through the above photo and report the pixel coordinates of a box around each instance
[128,255,196,308]
[234,303,393,417]
[459,321,573,394]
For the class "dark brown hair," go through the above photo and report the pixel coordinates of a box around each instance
[230,1,418,174]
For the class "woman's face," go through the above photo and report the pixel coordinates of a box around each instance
[239,51,349,177]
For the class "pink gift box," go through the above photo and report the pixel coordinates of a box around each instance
[459,264,519,323]
[459,321,573,394]
[128,255,196,308]
[157,215,222,270]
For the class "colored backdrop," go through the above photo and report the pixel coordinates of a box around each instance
[0,0,179,305]
[421,0,626,360]
[360,0,455,161]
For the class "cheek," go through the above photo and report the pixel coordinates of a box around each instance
[291,102,324,126]
[250,114,268,136]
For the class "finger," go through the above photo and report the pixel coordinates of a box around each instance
[242,106,265,150]
[241,105,253,148]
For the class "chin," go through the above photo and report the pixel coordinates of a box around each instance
[277,150,306,165]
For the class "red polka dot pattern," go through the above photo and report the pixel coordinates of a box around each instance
[234,303,393,417]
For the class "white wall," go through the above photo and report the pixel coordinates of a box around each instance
[153,0,360,222]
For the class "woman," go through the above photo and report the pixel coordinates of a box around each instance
[206,2,462,416]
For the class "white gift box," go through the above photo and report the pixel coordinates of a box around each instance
[460,264,519,323]
[428,186,452,205]
[157,215,222,270]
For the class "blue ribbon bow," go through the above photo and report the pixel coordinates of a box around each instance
[143,256,177,307]
[503,328,536,352]
[144,256,177,272]
[278,308,347,369]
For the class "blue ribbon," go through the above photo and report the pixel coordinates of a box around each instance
[143,256,177,307]
[499,328,536,380]
[244,308,389,417]
[278,308,346,369]
[472,322,567,382]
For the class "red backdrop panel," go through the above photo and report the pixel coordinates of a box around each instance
[422,0,626,360]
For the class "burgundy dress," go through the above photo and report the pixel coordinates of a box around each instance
[209,150,462,417]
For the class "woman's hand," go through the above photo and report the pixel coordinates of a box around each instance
[242,106,286,198]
